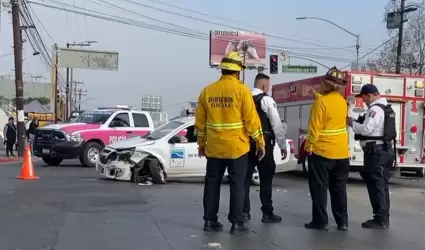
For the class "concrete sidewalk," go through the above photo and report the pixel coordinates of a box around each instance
[0,149,20,164]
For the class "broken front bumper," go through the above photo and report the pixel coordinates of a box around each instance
[96,147,152,181]
[96,160,132,181]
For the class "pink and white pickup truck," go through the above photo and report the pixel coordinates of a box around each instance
[33,106,155,167]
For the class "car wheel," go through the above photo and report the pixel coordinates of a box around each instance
[251,167,260,186]
[148,158,166,184]
[302,156,309,174]
[82,142,102,168]
[416,168,425,178]
[42,157,63,166]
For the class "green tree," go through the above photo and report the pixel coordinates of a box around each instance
[364,0,425,74]
[11,97,51,106]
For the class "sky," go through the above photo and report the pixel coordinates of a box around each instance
[0,0,391,116]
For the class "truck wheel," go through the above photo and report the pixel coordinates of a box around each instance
[251,167,260,186]
[148,158,166,184]
[81,142,102,168]
[42,157,63,166]
[302,156,309,174]
[416,168,425,178]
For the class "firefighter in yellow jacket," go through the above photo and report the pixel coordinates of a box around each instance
[195,51,265,235]
[304,67,350,232]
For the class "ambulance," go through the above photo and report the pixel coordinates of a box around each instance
[272,71,425,177]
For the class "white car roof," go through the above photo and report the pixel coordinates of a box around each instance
[173,116,195,124]
[91,109,151,116]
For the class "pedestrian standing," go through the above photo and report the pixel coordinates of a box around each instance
[27,118,39,142]
[195,51,265,235]
[27,118,39,153]
[3,117,17,157]
[304,67,350,231]
[243,73,287,223]
[347,84,396,229]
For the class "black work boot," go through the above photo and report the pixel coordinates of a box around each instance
[229,222,249,235]
[304,222,329,231]
[337,224,348,231]
[243,212,251,221]
[261,213,282,223]
[203,220,223,232]
[361,219,388,229]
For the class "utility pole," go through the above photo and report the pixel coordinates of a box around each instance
[65,43,70,120]
[355,35,360,67]
[65,41,96,116]
[72,81,84,110]
[395,0,405,74]
[241,44,248,83]
[77,89,88,111]
[11,0,25,156]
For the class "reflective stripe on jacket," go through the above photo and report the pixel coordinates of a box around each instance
[195,75,265,159]
[305,91,349,159]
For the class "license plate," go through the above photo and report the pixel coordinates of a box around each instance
[42,148,50,154]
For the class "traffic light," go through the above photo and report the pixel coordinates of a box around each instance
[269,55,278,74]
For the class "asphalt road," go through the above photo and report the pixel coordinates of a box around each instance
[1,160,424,250]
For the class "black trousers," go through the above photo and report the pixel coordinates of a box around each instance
[5,139,15,156]
[308,153,349,226]
[243,140,276,215]
[360,146,394,224]
[203,154,248,224]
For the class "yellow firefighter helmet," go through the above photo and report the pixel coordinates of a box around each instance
[219,51,246,72]
[324,66,347,86]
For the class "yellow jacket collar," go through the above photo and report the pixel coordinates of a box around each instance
[219,75,239,81]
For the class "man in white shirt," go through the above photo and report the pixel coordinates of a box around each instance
[243,73,287,223]
[348,84,395,229]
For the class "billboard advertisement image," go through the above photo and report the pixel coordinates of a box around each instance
[209,30,266,68]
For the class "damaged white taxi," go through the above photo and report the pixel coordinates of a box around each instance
[96,116,298,185]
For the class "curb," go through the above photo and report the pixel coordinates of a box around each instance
[0,157,41,165]
[0,157,21,165]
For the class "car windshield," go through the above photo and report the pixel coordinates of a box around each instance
[68,111,84,122]
[72,111,113,124]
[145,120,185,140]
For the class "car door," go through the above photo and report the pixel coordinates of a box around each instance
[107,111,134,144]
[131,112,151,137]
[168,124,206,176]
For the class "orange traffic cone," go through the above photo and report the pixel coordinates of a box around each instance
[16,144,39,180]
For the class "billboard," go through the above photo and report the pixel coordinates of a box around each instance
[141,95,162,112]
[209,30,266,68]
[58,48,119,70]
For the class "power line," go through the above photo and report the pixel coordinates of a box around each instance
[97,0,205,35]
[29,0,360,63]
[142,0,380,50]
[94,0,365,54]
[116,0,362,52]
[29,0,391,67]
[341,36,398,69]
[21,1,66,87]
[93,0,341,58]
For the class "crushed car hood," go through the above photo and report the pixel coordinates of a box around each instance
[107,137,155,149]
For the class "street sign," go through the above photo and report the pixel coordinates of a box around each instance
[58,48,119,70]
[141,95,162,111]
[386,11,401,29]
[279,52,288,61]
[282,65,318,73]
